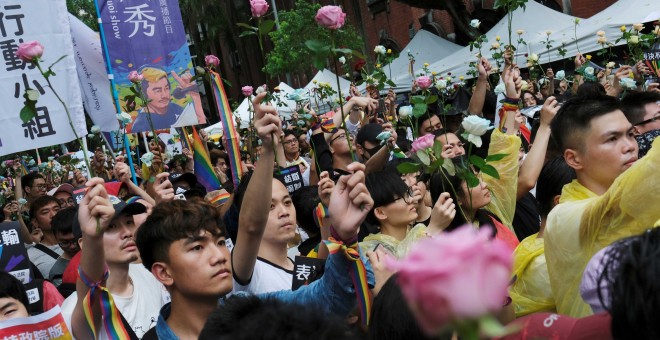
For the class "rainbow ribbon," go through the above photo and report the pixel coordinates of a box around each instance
[192,126,222,192]
[324,237,372,327]
[78,267,131,339]
[208,70,243,187]
[209,191,230,206]
[313,202,328,229]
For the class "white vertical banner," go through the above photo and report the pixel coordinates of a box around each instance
[69,13,119,133]
[0,0,86,156]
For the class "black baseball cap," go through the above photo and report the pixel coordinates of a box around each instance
[356,123,383,147]
[72,195,146,238]
[169,172,198,188]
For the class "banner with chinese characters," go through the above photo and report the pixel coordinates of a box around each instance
[0,0,87,156]
[643,49,660,80]
[0,306,72,339]
[96,0,205,133]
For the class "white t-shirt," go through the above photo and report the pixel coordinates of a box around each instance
[232,257,294,295]
[61,263,170,339]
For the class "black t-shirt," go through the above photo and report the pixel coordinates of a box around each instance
[512,193,541,241]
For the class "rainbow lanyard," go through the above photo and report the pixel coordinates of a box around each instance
[78,267,132,339]
[315,203,372,326]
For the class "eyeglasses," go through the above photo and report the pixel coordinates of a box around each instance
[58,239,78,248]
[58,198,75,207]
[635,115,660,127]
[330,133,350,144]
[32,184,47,190]
[390,187,414,205]
[282,139,298,145]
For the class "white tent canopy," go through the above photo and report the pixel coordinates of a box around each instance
[304,69,352,113]
[233,82,298,128]
[426,1,580,79]
[386,30,462,93]
[528,0,660,66]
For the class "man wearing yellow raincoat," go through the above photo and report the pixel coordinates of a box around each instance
[544,96,660,317]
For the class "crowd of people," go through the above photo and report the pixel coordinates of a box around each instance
[0,33,659,339]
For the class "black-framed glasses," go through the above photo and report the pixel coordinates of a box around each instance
[635,115,660,127]
[330,133,348,144]
[282,139,298,145]
[32,184,47,190]
[58,239,79,248]
[58,198,75,207]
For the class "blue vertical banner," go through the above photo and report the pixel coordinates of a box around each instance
[96,0,205,133]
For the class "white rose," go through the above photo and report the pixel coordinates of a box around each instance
[620,77,637,90]
[528,53,539,62]
[521,80,529,91]
[494,83,505,95]
[398,105,413,119]
[117,112,132,124]
[555,70,565,80]
[606,62,615,68]
[374,45,387,55]
[435,80,447,90]
[597,36,607,44]
[256,85,267,94]
[597,30,606,37]
[491,42,500,49]
[26,89,40,101]
[585,67,594,76]
[470,19,481,29]
[91,125,101,134]
[461,116,493,147]
[629,35,639,44]
[141,152,154,167]
[338,56,346,64]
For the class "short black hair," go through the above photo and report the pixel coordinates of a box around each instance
[550,95,622,152]
[28,195,60,221]
[199,295,360,340]
[621,91,660,125]
[21,172,45,193]
[51,207,77,236]
[291,185,321,237]
[136,199,226,271]
[0,271,29,311]
[365,170,409,226]
[535,157,576,217]
[598,228,660,339]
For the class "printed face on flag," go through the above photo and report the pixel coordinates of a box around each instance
[97,0,205,133]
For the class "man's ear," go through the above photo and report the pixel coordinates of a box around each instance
[632,125,642,136]
[563,149,583,171]
[24,187,31,196]
[77,238,83,249]
[151,262,174,287]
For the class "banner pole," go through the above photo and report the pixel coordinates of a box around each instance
[90,0,137,185]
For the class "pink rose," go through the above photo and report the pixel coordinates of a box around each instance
[205,55,220,67]
[410,134,434,153]
[128,70,143,83]
[388,226,512,335]
[15,41,44,63]
[241,86,254,97]
[315,6,346,30]
[416,75,432,89]
[250,0,269,18]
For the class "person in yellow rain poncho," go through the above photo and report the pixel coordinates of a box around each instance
[544,95,660,317]
[510,157,576,317]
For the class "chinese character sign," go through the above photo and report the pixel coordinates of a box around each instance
[0,221,33,284]
[0,0,86,156]
[0,306,72,339]
[97,0,205,133]
[643,49,660,80]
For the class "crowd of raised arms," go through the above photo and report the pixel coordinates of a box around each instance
[1,19,660,340]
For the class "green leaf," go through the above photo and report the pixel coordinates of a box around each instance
[485,153,507,162]
[239,31,257,38]
[410,95,425,105]
[258,20,276,34]
[429,158,444,172]
[425,95,438,104]
[442,158,456,176]
[469,155,487,169]
[412,103,427,118]
[480,164,500,179]
[236,22,257,31]
[20,105,36,123]
[464,171,480,188]
[305,39,330,53]
[396,162,422,174]
[130,86,138,95]
[433,140,444,159]
[312,54,327,70]
[386,79,396,87]
[332,48,353,55]
[416,149,430,165]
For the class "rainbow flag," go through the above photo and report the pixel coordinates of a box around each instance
[192,126,222,192]
[209,69,243,187]
[209,191,230,206]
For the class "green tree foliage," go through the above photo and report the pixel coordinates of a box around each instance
[67,0,99,31]
[265,0,363,77]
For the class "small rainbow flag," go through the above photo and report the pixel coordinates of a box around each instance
[209,69,243,187]
[192,126,222,192]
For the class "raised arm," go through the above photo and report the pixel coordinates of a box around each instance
[516,96,558,199]
[71,178,116,339]
[467,58,492,117]
[232,92,280,283]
